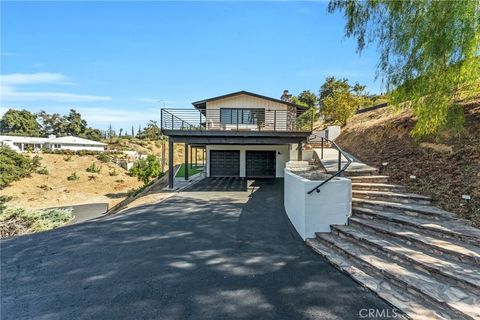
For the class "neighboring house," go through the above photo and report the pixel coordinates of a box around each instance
[160,90,314,188]
[0,135,107,152]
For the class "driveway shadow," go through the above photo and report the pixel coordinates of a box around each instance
[1,178,394,320]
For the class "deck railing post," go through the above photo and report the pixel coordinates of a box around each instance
[160,109,163,130]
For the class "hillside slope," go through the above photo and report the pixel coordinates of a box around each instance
[336,100,480,226]
[1,154,143,210]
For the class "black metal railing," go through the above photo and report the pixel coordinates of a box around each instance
[307,137,352,194]
[160,108,314,132]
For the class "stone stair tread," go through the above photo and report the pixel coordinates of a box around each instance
[332,224,480,289]
[352,197,457,219]
[353,207,480,243]
[314,233,480,319]
[352,182,405,189]
[352,190,431,200]
[306,238,452,320]
[349,175,390,180]
[349,216,480,263]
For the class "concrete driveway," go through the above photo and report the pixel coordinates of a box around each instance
[1,178,393,320]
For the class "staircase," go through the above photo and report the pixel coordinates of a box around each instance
[306,171,480,320]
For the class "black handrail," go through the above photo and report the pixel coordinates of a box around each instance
[307,137,353,194]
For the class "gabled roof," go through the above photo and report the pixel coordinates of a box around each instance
[191,90,308,112]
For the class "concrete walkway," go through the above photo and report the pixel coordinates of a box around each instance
[1,178,392,320]
[313,148,377,174]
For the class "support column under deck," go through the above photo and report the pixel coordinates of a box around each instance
[184,143,189,180]
[168,140,174,189]
[297,141,303,161]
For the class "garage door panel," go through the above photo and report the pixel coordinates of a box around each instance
[210,150,240,177]
[246,151,276,178]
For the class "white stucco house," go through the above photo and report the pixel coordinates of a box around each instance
[160,90,315,188]
[0,135,107,152]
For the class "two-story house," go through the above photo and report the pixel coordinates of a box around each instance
[161,90,314,188]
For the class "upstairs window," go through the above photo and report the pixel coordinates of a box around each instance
[220,108,265,125]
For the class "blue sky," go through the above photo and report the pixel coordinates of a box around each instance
[0,1,381,130]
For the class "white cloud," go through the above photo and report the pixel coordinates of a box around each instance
[0,72,110,103]
[1,72,69,85]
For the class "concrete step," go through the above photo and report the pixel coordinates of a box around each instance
[353,207,480,247]
[343,168,380,176]
[306,238,453,320]
[352,198,457,221]
[349,175,390,184]
[352,190,432,205]
[351,182,406,192]
[330,224,480,294]
[313,233,480,319]
[348,216,480,266]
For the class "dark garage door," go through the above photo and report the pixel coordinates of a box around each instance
[210,150,240,177]
[246,151,276,178]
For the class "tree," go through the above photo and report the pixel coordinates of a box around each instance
[129,154,161,185]
[329,0,480,137]
[37,111,67,136]
[296,90,318,109]
[131,126,135,137]
[0,146,38,188]
[319,76,372,125]
[322,90,360,126]
[0,109,42,137]
[138,120,161,140]
[65,109,87,136]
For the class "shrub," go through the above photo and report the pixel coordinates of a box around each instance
[0,146,37,188]
[63,155,73,162]
[86,163,101,174]
[67,172,79,181]
[129,154,161,185]
[37,167,49,175]
[109,169,118,176]
[96,153,111,163]
[0,206,73,237]
[38,184,52,191]
[31,155,42,167]
[88,175,97,181]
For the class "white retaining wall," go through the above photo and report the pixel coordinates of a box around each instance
[284,168,351,240]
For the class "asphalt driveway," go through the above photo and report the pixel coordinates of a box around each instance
[1,178,393,320]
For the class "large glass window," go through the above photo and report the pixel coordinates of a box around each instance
[220,108,265,125]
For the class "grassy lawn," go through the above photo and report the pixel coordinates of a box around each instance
[175,164,204,178]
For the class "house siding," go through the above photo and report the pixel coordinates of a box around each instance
[205,94,291,131]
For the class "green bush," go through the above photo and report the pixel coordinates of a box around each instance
[86,163,101,174]
[37,167,49,175]
[96,153,111,163]
[0,146,37,188]
[0,206,73,234]
[129,154,161,185]
[67,172,79,181]
[31,155,42,167]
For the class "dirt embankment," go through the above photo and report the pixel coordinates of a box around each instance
[336,101,480,226]
[1,154,144,210]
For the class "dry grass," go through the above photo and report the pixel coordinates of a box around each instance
[336,100,480,226]
[1,154,144,210]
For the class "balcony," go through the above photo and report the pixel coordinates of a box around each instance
[160,108,314,134]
